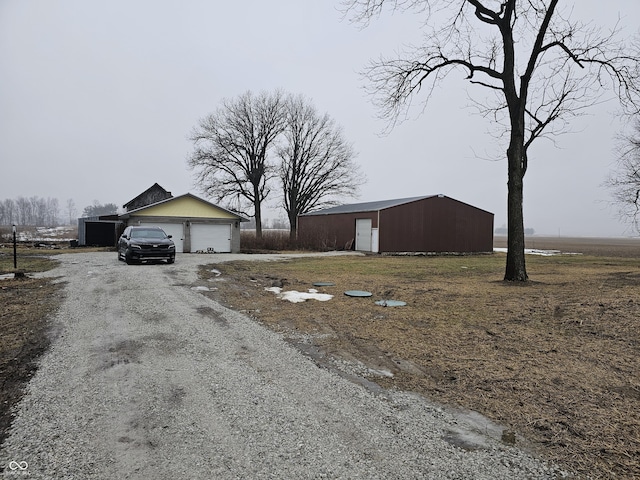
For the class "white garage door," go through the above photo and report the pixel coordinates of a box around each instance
[191,224,231,253]
[138,222,184,253]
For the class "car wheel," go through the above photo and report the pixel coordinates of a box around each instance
[117,248,123,261]
[167,256,175,264]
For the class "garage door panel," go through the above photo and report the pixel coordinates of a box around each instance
[191,224,231,253]
[138,222,184,253]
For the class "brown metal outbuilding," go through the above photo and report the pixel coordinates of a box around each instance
[297,195,493,253]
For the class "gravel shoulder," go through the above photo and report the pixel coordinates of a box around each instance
[1,252,560,479]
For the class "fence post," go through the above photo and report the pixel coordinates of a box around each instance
[12,224,17,269]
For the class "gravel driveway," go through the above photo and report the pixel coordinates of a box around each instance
[1,252,562,479]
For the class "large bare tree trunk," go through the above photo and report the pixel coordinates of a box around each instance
[502,9,528,282]
[254,188,263,239]
[286,187,298,242]
[288,215,297,243]
[504,135,528,281]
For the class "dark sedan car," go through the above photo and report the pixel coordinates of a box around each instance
[118,226,175,264]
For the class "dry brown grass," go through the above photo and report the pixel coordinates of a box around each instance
[0,245,71,446]
[0,276,62,446]
[199,240,640,479]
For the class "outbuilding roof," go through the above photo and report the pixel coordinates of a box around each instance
[301,195,438,216]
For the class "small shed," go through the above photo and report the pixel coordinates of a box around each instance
[297,195,493,254]
[119,193,247,253]
[77,215,123,247]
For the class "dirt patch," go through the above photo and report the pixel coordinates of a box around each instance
[198,241,640,479]
[0,276,62,447]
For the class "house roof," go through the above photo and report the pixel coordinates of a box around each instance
[123,183,172,209]
[119,193,249,221]
[300,195,437,216]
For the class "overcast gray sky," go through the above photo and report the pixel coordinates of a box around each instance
[1,1,639,236]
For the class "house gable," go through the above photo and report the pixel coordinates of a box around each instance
[127,194,241,220]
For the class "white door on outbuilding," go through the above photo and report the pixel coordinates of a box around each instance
[190,224,232,253]
[355,218,372,252]
[138,222,184,253]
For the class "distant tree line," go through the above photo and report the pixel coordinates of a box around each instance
[0,197,119,227]
[0,197,62,226]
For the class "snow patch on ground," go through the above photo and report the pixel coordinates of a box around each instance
[265,286,333,303]
[13,226,77,242]
[192,286,217,292]
[493,248,581,256]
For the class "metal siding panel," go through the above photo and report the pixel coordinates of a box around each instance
[78,218,86,245]
[430,198,454,252]
[381,197,493,253]
[380,200,427,252]
[298,212,376,250]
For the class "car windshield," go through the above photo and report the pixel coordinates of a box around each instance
[130,229,167,239]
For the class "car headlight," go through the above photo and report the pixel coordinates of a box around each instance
[131,244,142,249]
[169,245,175,249]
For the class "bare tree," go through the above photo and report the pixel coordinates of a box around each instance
[46,198,59,226]
[188,90,287,239]
[605,117,640,232]
[66,199,77,225]
[278,95,363,241]
[15,197,32,225]
[344,0,640,281]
